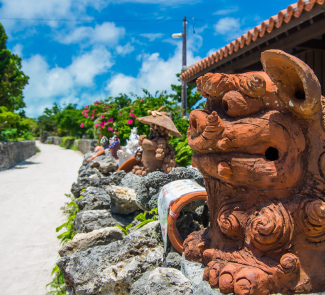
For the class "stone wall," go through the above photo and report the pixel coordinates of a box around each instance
[0,141,36,171]
[43,136,98,155]
[77,139,98,154]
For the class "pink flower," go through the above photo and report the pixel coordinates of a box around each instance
[95,124,99,128]
[116,132,119,135]
[85,105,88,109]
[118,112,122,116]
[92,110,95,113]
[80,123,84,128]
[108,127,113,131]
[84,114,88,118]
[101,115,105,119]
[100,134,103,138]
[107,106,111,108]
[127,119,133,125]
[140,100,143,103]
[129,112,136,118]
[108,118,113,123]
[102,107,105,109]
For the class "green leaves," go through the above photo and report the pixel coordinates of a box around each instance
[0,24,29,112]
[114,207,158,235]
[55,195,80,245]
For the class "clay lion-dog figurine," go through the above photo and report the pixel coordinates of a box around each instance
[132,106,182,176]
[184,50,325,295]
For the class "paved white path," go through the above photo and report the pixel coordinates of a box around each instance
[0,142,83,295]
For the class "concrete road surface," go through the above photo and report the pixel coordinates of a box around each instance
[0,142,83,295]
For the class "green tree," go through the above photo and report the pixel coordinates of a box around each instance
[37,103,61,134]
[0,23,29,112]
[55,103,87,137]
[170,73,205,112]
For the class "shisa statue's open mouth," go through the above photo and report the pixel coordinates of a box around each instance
[187,107,305,190]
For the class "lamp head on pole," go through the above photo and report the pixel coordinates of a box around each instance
[172,33,183,39]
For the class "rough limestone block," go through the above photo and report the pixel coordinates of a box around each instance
[130,267,193,295]
[106,185,139,214]
[77,186,111,211]
[58,227,124,257]
[57,233,164,295]
[73,210,136,233]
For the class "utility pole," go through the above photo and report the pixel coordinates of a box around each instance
[182,17,187,117]
[172,17,187,117]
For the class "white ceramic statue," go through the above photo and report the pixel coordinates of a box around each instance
[117,127,140,166]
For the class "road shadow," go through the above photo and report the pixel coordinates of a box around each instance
[9,160,40,170]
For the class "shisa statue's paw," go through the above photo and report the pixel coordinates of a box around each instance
[132,165,149,176]
[183,229,210,263]
[203,260,271,295]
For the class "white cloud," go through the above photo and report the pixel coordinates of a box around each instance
[140,33,164,41]
[116,43,135,56]
[0,0,108,20]
[21,46,114,117]
[213,6,238,16]
[214,17,243,40]
[106,41,201,97]
[12,44,24,57]
[110,0,199,4]
[69,46,114,85]
[58,22,125,46]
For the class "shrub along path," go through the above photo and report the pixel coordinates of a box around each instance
[0,141,83,295]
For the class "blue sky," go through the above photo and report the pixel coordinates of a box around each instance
[0,0,296,118]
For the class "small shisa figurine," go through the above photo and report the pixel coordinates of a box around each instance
[132,106,182,176]
[183,50,325,294]
[87,132,120,162]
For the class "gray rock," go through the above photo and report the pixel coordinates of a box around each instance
[129,221,162,244]
[130,267,193,295]
[120,172,142,189]
[71,174,101,197]
[181,253,220,295]
[106,185,138,214]
[107,170,127,185]
[135,171,171,211]
[163,252,182,270]
[40,131,49,143]
[78,139,98,154]
[53,136,62,145]
[169,167,205,187]
[89,155,118,174]
[134,168,205,211]
[57,233,164,295]
[58,227,124,257]
[78,187,111,211]
[73,209,137,233]
[45,136,54,144]
[78,167,101,181]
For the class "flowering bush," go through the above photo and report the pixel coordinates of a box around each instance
[79,87,202,166]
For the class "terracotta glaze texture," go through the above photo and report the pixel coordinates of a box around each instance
[183,50,325,294]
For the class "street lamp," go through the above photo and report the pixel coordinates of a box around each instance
[172,17,187,116]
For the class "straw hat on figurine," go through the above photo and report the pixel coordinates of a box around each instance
[136,106,182,138]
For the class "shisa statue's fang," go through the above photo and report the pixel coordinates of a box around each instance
[183,50,325,295]
[132,106,182,176]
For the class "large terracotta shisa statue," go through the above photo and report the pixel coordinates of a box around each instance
[183,50,325,294]
[132,106,182,176]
